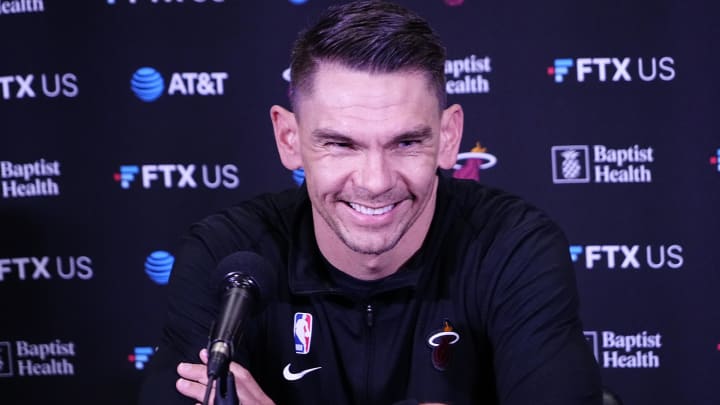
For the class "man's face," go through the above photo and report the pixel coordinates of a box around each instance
[277,63,461,256]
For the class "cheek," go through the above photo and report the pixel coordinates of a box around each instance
[396,153,438,177]
[304,160,352,196]
[305,150,361,176]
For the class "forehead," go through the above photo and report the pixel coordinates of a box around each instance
[294,63,441,126]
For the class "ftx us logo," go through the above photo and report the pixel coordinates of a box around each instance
[547,57,675,83]
[569,245,683,270]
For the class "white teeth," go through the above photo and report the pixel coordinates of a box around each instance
[349,202,394,215]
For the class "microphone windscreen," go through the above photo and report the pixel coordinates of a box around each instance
[214,251,278,308]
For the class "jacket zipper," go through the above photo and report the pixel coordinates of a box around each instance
[364,303,374,404]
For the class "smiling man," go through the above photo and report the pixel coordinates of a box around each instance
[139,1,601,404]
[272,62,462,280]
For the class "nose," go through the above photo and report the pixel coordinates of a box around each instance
[354,150,394,197]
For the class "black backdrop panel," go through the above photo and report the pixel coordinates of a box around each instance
[1,1,718,404]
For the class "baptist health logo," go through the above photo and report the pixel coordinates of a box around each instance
[145,251,174,285]
[0,0,44,15]
[109,0,223,5]
[569,244,683,270]
[551,145,654,184]
[0,339,77,377]
[445,54,491,94]
[130,67,228,102]
[1,159,61,199]
[0,342,12,377]
[584,331,662,369]
[114,164,239,189]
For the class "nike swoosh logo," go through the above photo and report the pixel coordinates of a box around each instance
[282,363,322,381]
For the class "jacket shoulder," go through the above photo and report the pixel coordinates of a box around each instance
[442,178,560,239]
[185,188,300,259]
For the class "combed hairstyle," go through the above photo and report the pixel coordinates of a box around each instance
[288,0,447,111]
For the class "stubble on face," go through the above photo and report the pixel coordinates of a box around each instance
[295,63,444,270]
[314,183,426,256]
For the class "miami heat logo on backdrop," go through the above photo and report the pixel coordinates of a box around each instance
[452,142,497,182]
[426,319,460,371]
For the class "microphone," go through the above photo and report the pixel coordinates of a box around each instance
[206,251,277,380]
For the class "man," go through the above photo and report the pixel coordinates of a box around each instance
[140,1,602,404]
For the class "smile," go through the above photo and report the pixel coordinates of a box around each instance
[348,202,395,216]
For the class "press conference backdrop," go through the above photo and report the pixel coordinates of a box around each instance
[1,0,718,404]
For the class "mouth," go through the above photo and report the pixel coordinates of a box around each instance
[347,202,396,216]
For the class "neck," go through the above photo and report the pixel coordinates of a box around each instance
[314,179,438,281]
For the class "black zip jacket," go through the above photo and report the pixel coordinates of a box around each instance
[139,175,602,404]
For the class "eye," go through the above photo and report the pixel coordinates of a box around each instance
[398,139,420,148]
[325,141,354,150]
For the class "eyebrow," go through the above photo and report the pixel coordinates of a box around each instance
[311,129,354,144]
[394,126,433,143]
[311,125,433,145]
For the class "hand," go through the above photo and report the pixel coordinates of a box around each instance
[176,348,275,405]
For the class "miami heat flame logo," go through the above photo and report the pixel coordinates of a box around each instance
[427,319,460,371]
[453,142,497,182]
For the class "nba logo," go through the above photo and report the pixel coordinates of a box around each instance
[293,312,313,354]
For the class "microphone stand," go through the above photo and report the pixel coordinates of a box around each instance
[202,371,239,405]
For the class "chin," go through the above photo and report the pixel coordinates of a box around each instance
[341,234,400,256]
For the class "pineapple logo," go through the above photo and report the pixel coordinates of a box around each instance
[561,149,582,179]
[551,145,590,184]
[452,142,497,182]
[0,342,11,377]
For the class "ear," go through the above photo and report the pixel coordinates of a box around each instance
[437,104,464,170]
[270,105,302,170]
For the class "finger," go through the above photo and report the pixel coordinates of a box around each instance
[230,362,274,404]
[199,348,208,364]
[177,362,209,386]
[176,377,214,404]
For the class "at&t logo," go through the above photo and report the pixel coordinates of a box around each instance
[0,73,78,100]
[144,251,174,285]
[130,67,228,102]
[569,244,683,270]
[547,57,675,83]
[114,164,239,189]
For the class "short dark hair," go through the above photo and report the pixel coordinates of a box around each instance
[289,0,447,110]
